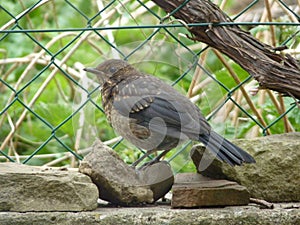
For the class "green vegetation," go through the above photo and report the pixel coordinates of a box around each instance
[0,0,299,171]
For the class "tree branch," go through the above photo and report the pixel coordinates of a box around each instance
[152,0,300,99]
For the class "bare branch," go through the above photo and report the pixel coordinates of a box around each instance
[152,0,300,99]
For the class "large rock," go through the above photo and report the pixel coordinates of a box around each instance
[0,163,98,212]
[172,173,249,208]
[191,132,300,202]
[79,140,174,205]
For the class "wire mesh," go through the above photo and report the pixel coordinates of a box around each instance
[0,0,299,169]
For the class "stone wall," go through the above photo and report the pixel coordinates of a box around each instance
[0,133,299,224]
[0,204,299,225]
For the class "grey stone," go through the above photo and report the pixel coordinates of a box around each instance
[172,173,249,208]
[191,132,300,202]
[79,140,174,205]
[0,203,299,225]
[138,161,174,202]
[190,144,233,179]
[0,162,98,212]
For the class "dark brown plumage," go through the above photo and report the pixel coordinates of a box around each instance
[84,59,255,167]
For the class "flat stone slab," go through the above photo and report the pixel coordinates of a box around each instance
[0,163,98,212]
[0,203,299,225]
[172,173,249,208]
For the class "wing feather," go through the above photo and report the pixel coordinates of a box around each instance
[111,75,211,140]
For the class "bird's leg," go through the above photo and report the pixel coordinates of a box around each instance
[131,149,157,168]
[138,149,171,170]
[152,149,170,162]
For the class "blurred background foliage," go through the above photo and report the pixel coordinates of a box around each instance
[0,0,299,172]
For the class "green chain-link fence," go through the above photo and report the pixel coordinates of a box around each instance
[0,0,299,169]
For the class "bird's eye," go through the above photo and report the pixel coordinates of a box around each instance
[109,66,117,73]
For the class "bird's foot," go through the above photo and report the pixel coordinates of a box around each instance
[137,158,160,170]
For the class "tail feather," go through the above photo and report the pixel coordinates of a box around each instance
[198,131,256,166]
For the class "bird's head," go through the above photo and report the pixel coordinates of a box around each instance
[84,59,131,85]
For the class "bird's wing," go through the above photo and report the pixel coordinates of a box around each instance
[111,75,211,139]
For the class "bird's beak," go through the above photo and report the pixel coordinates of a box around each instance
[84,67,107,84]
[83,67,100,74]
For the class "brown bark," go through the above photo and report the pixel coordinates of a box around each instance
[152,0,300,100]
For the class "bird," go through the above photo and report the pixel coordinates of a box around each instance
[84,59,255,167]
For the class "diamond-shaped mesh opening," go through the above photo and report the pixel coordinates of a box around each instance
[0,0,299,168]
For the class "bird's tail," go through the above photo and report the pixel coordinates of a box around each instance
[198,131,255,166]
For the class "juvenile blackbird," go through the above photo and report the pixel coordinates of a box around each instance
[84,59,255,167]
